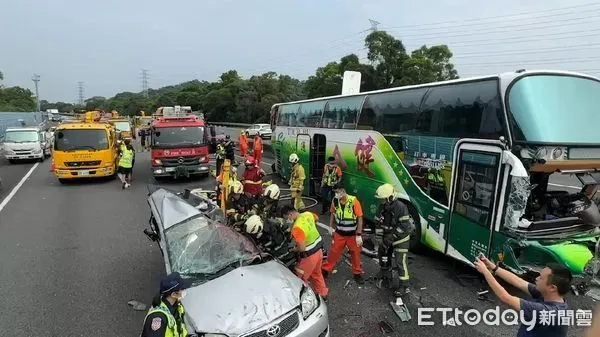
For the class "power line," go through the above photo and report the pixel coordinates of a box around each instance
[381,2,600,30]
[31,74,40,112]
[141,69,149,97]
[77,82,85,106]
[388,13,600,40]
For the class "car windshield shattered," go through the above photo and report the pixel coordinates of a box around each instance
[164,216,261,281]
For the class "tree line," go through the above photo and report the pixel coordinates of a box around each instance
[2,31,459,123]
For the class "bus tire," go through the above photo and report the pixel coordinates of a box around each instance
[403,201,424,254]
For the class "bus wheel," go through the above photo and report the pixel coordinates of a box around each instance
[404,202,424,254]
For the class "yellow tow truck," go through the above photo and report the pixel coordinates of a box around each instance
[51,111,119,184]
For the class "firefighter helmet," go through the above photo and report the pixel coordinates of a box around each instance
[230,180,244,194]
[263,184,280,200]
[245,215,264,234]
[375,183,395,199]
[289,153,299,164]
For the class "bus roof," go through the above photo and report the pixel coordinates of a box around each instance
[271,69,600,108]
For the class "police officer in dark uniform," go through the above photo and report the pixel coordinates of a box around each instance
[141,272,191,337]
[223,135,236,164]
[374,183,414,296]
[215,140,226,176]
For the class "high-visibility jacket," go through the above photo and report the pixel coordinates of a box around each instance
[333,195,358,235]
[144,301,188,337]
[119,148,134,168]
[293,211,323,257]
[322,164,340,187]
[216,143,225,159]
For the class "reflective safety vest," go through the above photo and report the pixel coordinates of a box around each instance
[323,164,339,187]
[119,148,134,168]
[427,168,444,187]
[216,144,225,159]
[333,195,358,235]
[144,301,188,337]
[293,211,323,257]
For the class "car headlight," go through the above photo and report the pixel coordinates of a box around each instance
[300,285,318,319]
[33,148,42,154]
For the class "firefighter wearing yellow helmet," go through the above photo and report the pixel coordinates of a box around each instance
[288,153,305,211]
[374,183,415,297]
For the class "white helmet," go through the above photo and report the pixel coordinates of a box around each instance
[230,180,244,194]
[375,183,395,199]
[263,184,280,200]
[245,215,264,234]
[231,166,237,174]
[289,153,299,164]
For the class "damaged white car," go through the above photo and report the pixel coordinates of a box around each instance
[144,188,330,337]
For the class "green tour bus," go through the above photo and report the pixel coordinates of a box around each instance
[269,69,600,290]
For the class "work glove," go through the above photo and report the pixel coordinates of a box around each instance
[356,235,363,247]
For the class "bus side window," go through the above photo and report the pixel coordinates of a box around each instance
[323,96,362,130]
[422,80,504,139]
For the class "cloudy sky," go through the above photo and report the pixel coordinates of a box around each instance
[1,0,599,102]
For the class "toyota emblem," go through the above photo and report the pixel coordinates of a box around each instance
[266,325,281,337]
[177,157,184,164]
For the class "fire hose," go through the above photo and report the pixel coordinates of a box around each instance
[277,187,319,209]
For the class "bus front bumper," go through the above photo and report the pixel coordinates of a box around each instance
[152,163,210,177]
[54,166,115,179]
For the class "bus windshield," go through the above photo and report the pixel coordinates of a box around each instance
[152,126,205,148]
[4,130,39,143]
[55,129,109,151]
[113,121,131,132]
[507,74,600,144]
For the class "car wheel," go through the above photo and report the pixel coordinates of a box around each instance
[8,159,16,164]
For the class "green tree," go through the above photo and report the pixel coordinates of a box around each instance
[0,86,36,111]
[364,31,409,87]
[400,45,459,85]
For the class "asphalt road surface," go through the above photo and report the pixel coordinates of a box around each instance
[0,140,596,336]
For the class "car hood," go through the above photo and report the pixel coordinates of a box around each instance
[183,260,303,335]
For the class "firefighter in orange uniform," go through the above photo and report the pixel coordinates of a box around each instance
[253,135,263,167]
[239,130,248,157]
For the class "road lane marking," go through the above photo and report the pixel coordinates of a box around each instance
[548,183,581,190]
[0,162,39,213]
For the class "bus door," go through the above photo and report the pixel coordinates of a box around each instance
[312,134,326,196]
[296,134,311,195]
[445,140,505,264]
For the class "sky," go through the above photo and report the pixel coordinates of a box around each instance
[1,0,599,102]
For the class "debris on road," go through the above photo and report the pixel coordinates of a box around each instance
[127,300,147,311]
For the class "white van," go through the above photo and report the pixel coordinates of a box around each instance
[0,127,51,163]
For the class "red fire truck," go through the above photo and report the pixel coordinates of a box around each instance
[150,108,210,179]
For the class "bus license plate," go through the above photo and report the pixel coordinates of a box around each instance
[79,170,90,176]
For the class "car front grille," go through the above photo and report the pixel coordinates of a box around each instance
[243,311,300,337]
[65,160,101,167]
[161,156,201,167]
